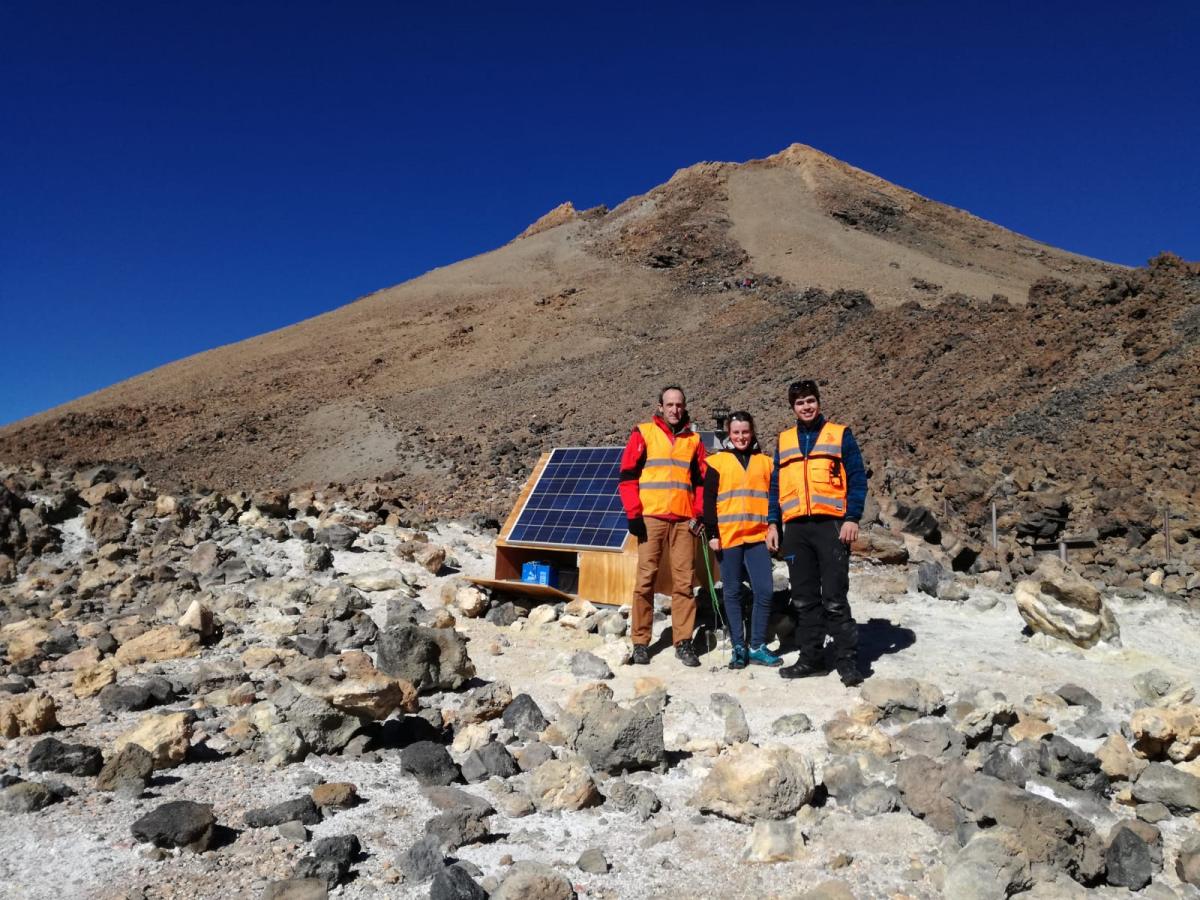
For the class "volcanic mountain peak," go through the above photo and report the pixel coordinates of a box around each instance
[2,145,1194,542]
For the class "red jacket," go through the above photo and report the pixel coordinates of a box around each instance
[618,415,707,521]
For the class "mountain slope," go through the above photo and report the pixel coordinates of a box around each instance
[3,145,1195,553]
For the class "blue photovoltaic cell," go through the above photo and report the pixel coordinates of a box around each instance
[507,447,628,550]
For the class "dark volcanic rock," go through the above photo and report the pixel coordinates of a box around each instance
[293,833,360,888]
[1105,822,1159,890]
[245,796,322,828]
[97,743,154,793]
[501,693,549,734]
[461,741,519,783]
[374,625,475,694]
[27,737,103,776]
[400,741,461,786]
[131,800,216,851]
[1037,735,1109,794]
[0,781,60,814]
[400,833,446,882]
[430,864,487,900]
[425,806,490,850]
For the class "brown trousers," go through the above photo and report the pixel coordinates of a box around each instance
[630,516,696,647]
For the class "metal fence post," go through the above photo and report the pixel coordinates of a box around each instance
[1164,505,1171,564]
[991,502,998,553]
[1058,540,1067,563]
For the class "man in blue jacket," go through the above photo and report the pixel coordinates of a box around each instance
[766,379,869,686]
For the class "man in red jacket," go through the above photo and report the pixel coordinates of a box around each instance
[619,386,707,667]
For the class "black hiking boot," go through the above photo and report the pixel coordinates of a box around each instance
[836,659,865,687]
[631,644,650,666]
[779,657,829,680]
[674,639,701,668]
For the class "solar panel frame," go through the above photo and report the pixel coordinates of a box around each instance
[505,446,630,552]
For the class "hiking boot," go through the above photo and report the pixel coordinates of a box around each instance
[837,660,865,687]
[729,645,748,670]
[674,639,701,668]
[631,644,650,666]
[748,645,783,667]
[779,658,829,679]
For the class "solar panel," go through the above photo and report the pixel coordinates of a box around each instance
[506,447,629,551]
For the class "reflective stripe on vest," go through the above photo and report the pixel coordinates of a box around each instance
[637,422,699,518]
[708,451,772,548]
[776,422,848,520]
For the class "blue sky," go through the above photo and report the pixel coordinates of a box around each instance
[2,1,1197,426]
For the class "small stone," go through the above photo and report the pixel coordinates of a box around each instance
[293,833,360,889]
[311,782,358,809]
[402,833,448,881]
[711,693,750,744]
[568,651,613,680]
[1055,684,1102,711]
[576,847,609,874]
[277,820,309,843]
[502,694,549,734]
[97,743,154,793]
[743,819,808,862]
[528,757,601,812]
[130,800,216,851]
[27,737,103,776]
[430,863,488,900]
[426,807,489,850]
[245,797,322,828]
[261,878,329,900]
[0,781,59,814]
[771,713,813,736]
[400,741,460,786]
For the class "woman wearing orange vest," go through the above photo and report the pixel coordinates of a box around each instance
[702,411,782,669]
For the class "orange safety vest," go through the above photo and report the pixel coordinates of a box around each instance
[708,451,772,548]
[777,422,848,520]
[637,422,700,519]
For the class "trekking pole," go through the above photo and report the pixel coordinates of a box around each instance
[697,525,729,669]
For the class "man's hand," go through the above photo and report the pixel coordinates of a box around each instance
[627,517,647,541]
[687,517,703,537]
[839,521,860,546]
[766,524,780,553]
[708,537,721,552]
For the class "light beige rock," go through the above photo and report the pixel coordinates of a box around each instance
[691,743,816,822]
[823,716,896,758]
[1009,715,1055,743]
[177,600,215,637]
[1131,704,1200,762]
[288,651,418,720]
[0,690,59,738]
[743,819,809,862]
[451,584,489,618]
[451,722,492,754]
[0,618,50,662]
[154,494,179,516]
[242,647,292,670]
[54,644,102,672]
[343,569,409,592]
[1015,557,1119,648]
[115,711,191,769]
[414,544,446,574]
[72,660,118,698]
[114,626,200,666]
[528,757,601,812]
[1096,733,1149,781]
[527,605,559,626]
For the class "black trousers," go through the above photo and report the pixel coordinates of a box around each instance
[782,517,857,664]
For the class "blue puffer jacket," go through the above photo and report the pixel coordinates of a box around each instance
[767,416,868,525]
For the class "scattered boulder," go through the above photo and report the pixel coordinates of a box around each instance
[315,525,357,550]
[0,781,60,814]
[861,677,945,721]
[1037,735,1109,793]
[502,693,549,734]
[554,683,664,774]
[771,713,812,736]
[245,797,322,828]
[943,828,1032,900]
[602,779,661,820]
[310,782,358,811]
[527,757,601,812]
[711,693,750,744]
[0,689,59,737]
[691,743,815,823]
[1014,557,1119,648]
[491,861,576,900]
[400,833,446,882]
[97,743,154,794]
[743,819,808,862]
[114,626,201,666]
[426,806,489,850]
[27,737,103,776]
[293,834,360,889]
[1130,704,1200,762]
[1105,821,1161,890]
[374,625,476,694]
[568,651,613,680]
[400,741,461,786]
[1130,762,1200,813]
[461,741,519,782]
[131,800,216,851]
[115,711,192,769]
[576,848,609,874]
[430,864,487,900]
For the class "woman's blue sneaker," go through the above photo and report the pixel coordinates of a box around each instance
[729,645,748,670]
[748,645,783,667]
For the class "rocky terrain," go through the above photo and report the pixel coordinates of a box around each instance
[4,145,1197,609]
[3,463,1200,899]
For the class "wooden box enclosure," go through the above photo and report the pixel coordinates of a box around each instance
[468,451,698,607]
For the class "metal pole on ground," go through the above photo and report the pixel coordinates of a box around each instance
[1058,540,1068,563]
[991,502,998,553]
[1164,506,1171,564]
